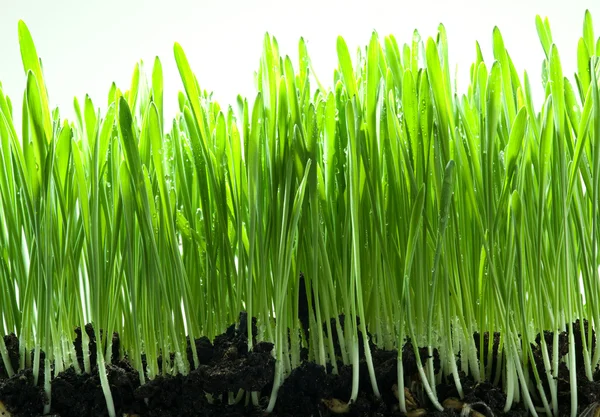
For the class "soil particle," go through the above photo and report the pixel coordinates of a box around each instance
[51,361,143,417]
[401,339,440,378]
[212,312,256,363]
[298,272,310,340]
[186,335,213,366]
[274,361,331,416]
[199,341,274,393]
[196,312,274,394]
[134,374,185,417]
[473,332,501,382]
[369,346,397,406]
[534,329,569,358]
[464,380,506,410]
[0,369,45,417]
[0,334,19,380]
[572,319,596,367]
[73,325,120,371]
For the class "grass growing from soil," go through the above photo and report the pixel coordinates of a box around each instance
[0,10,600,417]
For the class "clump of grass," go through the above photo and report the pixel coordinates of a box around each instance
[0,10,599,417]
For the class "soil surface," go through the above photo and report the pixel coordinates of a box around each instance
[1,315,599,416]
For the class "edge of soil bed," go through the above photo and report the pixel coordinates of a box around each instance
[1,314,599,417]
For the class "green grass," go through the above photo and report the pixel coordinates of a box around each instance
[0,10,600,417]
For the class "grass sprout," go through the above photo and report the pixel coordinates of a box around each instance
[0,10,599,417]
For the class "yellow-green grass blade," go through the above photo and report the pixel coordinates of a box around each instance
[569,85,594,194]
[402,70,418,168]
[549,45,566,138]
[152,57,164,127]
[493,27,517,124]
[578,38,592,98]
[426,37,455,149]
[18,21,52,142]
[26,70,47,170]
[504,107,528,186]
[383,35,403,93]
[366,32,380,143]
[535,15,553,59]
[584,10,595,55]
[337,36,359,102]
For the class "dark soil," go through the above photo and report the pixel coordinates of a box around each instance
[298,272,310,341]
[473,331,501,382]
[0,369,46,417]
[1,314,600,416]
[50,360,142,417]
[0,334,19,380]
[73,324,121,371]
[528,319,600,417]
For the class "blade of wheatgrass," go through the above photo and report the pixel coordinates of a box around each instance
[147,101,200,369]
[265,154,312,413]
[127,63,140,114]
[402,70,419,172]
[395,185,426,412]
[336,36,359,102]
[504,107,528,187]
[300,96,329,368]
[577,38,592,99]
[306,43,329,98]
[344,97,362,405]
[436,24,453,101]
[492,27,517,124]
[549,44,579,417]
[24,63,57,414]
[383,35,403,93]
[352,31,382,400]
[583,10,595,55]
[245,92,263,353]
[0,95,23,364]
[18,21,52,142]
[261,33,279,146]
[425,37,455,153]
[365,31,380,143]
[511,185,553,415]
[41,145,57,415]
[427,160,461,396]
[535,15,553,60]
[73,127,117,417]
[151,57,164,127]
[320,89,350,365]
[534,95,556,413]
[323,92,337,197]
[589,56,600,372]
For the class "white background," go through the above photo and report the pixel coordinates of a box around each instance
[1,0,599,127]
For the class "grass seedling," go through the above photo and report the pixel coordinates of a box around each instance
[0,10,599,417]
